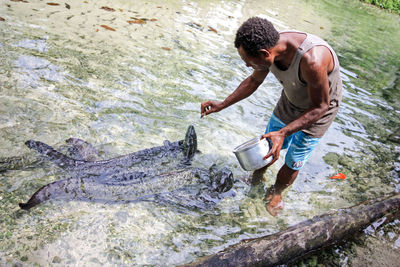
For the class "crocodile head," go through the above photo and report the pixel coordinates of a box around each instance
[182,125,197,163]
[209,165,234,193]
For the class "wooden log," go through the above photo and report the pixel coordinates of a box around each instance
[182,194,400,267]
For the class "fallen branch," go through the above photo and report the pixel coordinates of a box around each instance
[182,194,400,267]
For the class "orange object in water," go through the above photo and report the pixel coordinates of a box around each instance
[100,25,116,31]
[330,173,346,179]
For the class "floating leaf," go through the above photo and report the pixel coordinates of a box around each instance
[10,0,29,2]
[0,17,5,21]
[208,26,217,34]
[100,24,116,31]
[186,22,203,30]
[161,47,171,51]
[47,2,60,5]
[127,19,146,24]
[101,6,115,12]
[130,17,149,21]
[329,173,346,180]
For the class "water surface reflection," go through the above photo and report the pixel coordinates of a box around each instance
[0,0,399,265]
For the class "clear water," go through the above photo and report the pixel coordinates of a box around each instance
[0,0,399,266]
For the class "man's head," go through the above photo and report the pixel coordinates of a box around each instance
[234,17,279,57]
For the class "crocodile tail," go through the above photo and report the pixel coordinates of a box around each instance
[19,182,54,210]
[19,179,77,210]
[25,140,78,169]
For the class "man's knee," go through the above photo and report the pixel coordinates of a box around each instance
[285,132,321,170]
[278,164,299,178]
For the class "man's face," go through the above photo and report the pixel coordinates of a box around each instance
[238,46,270,71]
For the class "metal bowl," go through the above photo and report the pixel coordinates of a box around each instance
[233,137,272,171]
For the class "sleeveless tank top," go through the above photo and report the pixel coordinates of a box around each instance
[269,31,342,138]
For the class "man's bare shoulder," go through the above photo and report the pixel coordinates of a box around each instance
[301,46,334,73]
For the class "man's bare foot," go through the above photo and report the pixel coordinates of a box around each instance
[266,194,284,217]
[265,186,275,202]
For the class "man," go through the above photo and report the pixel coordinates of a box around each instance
[200,17,342,216]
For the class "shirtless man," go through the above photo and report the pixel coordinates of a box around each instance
[200,17,342,216]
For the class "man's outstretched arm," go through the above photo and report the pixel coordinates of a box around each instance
[201,69,268,117]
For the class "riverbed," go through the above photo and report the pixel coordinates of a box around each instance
[0,0,399,266]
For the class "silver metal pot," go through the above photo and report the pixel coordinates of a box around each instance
[233,137,272,171]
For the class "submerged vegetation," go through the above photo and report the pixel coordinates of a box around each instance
[1,0,400,265]
[361,0,400,13]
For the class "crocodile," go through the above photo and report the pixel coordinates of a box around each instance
[1,125,198,173]
[19,164,234,210]
[18,125,234,210]
[23,125,198,177]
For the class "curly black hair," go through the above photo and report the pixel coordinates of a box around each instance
[234,17,280,57]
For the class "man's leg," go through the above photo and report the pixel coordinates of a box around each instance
[265,131,321,216]
[266,164,299,216]
[251,114,292,185]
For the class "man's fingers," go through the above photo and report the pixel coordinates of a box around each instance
[201,109,210,118]
[264,145,280,167]
[264,142,279,160]
[200,101,210,111]
[266,156,277,167]
[260,133,271,140]
[264,151,273,160]
[200,103,213,117]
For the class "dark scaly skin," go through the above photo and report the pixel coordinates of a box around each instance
[1,126,197,173]
[65,137,99,161]
[181,125,198,165]
[25,139,183,169]
[19,125,236,210]
[19,166,234,210]
[24,125,198,176]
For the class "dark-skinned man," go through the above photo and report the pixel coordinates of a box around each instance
[200,17,342,216]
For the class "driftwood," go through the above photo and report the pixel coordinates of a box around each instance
[182,194,400,267]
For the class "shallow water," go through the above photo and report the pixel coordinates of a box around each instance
[0,0,399,266]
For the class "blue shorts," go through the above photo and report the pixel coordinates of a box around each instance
[265,114,321,170]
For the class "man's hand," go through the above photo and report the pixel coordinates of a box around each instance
[200,100,223,118]
[261,130,286,167]
[200,70,267,118]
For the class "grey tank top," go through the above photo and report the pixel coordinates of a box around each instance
[269,31,342,138]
